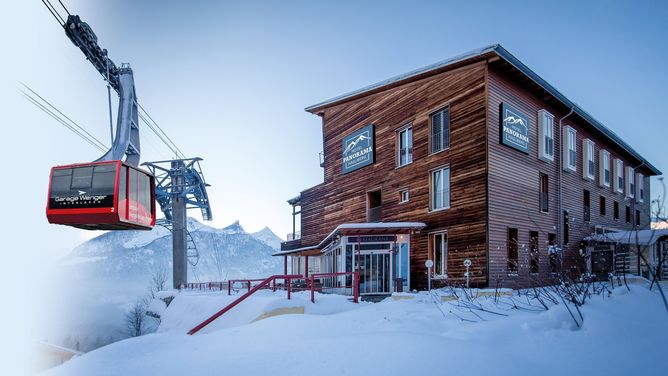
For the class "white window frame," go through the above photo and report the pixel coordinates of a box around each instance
[626,166,635,199]
[432,232,448,277]
[430,166,451,211]
[614,159,624,194]
[399,188,409,203]
[397,125,413,167]
[636,173,644,203]
[583,139,595,180]
[562,126,577,172]
[599,149,611,188]
[538,109,554,161]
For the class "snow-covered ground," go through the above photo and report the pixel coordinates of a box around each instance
[42,283,667,376]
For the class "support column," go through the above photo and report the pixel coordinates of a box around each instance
[172,160,187,289]
[284,255,288,275]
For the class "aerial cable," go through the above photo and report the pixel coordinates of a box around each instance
[137,111,181,158]
[41,0,65,27]
[22,91,106,153]
[135,101,186,158]
[57,0,71,16]
[21,82,108,150]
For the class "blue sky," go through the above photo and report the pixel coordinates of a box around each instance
[4,0,668,254]
[1,1,666,371]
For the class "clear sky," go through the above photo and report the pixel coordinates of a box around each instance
[1,1,667,372]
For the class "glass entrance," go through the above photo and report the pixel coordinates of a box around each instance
[349,243,392,294]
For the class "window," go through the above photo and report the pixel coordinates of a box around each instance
[50,168,73,197]
[430,107,450,153]
[583,139,595,180]
[583,190,591,222]
[530,231,539,274]
[563,126,577,172]
[508,228,518,274]
[548,233,558,273]
[430,166,450,210]
[397,126,413,167]
[613,201,620,220]
[636,209,641,227]
[625,205,631,223]
[399,189,409,203]
[538,110,554,161]
[432,232,447,276]
[92,164,116,196]
[614,159,623,193]
[539,173,549,212]
[563,211,569,245]
[636,173,645,203]
[599,150,611,187]
[599,195,606,216]
[625,167,635,199]
[71,166,94,190]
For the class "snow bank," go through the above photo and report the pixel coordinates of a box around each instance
[42,285,668,376]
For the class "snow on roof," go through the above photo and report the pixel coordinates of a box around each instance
[585,229,668,246]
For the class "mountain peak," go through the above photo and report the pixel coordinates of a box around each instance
[251,227,283,250]
[222,220,245,234]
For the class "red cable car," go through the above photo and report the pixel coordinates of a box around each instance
[46,160,156,230]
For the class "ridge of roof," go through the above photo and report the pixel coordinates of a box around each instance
[305,44,660,175]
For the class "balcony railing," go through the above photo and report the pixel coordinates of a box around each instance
[367,206,382,223]
[287,231,302,241]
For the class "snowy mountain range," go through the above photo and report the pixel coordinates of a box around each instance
[43,218,284,352]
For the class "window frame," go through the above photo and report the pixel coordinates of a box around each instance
[396,124,413,168]
[539,173,549,213]
[614,159,624,194]
[431,232,448,277]
[636,173,644,203]
[429,107,450,155]
[429,165,451,212]
[583,139,595,180]
[562,126,577,172]
[399,188,410,204]
[625,166,635,199]
[538,109,554,161]
[599,149,611,188]
[507,228,519,274]
[599,195,606,216]
[583,189,591,222]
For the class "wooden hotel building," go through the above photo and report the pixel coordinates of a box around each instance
[276,44,661,293]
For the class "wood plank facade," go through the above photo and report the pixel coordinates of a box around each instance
[280,45,660,291]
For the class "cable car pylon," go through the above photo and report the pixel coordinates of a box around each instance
[143,158,212,288]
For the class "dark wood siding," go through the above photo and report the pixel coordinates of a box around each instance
[487,65,651,288]
[299,63,489,289]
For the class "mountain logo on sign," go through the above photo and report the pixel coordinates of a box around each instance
[503,115,526,127]
[343,133,371,154]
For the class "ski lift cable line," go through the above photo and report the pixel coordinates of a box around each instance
[41,0,65,26]
[135,101,186,158]
[57,0,71,16]
[137,111,181,158]
[20,82,108,150]
[22,92,107,153]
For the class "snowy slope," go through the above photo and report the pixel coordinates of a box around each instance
[41,285,668,376]
[42,218,283,352]
[250,227,283,250]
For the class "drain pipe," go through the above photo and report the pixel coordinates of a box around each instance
[557,106,575,268]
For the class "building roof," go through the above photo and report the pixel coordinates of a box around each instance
[305,44,660,176]
[585,229,668,246]
[274,222,426,257]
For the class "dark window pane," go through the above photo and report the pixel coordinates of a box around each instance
[71,167,94,190]
[92,165,117,196]
[508,228,518,273]
[50,169,72,197]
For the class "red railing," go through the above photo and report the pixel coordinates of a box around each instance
[310,272,359,304]
[187,274,303,335]
[227,278,271,295]
[180,282,227,291]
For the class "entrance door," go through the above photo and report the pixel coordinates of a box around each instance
[352,245,392,294]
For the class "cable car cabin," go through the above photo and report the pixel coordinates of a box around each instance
[46,161,156,230]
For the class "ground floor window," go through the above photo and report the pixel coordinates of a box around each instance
[508,228,518,274]
[432,232,447,276]
[548,233,558,273]
[530,231,539,274]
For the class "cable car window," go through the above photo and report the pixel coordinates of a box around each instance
[92,164,117,195]
[119,165,127,201]
[129,168,138,220]
[144,173,151,212]
[50,169,72,197]
[71,167,94,191]
[138,172,147,211]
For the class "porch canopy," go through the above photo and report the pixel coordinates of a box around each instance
[273,222,426,257]
[585,229,668,246]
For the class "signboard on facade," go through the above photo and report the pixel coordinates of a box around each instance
[342,124,375,174]
[499,102,529,154]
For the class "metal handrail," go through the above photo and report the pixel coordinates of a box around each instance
[188,274,303,335]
